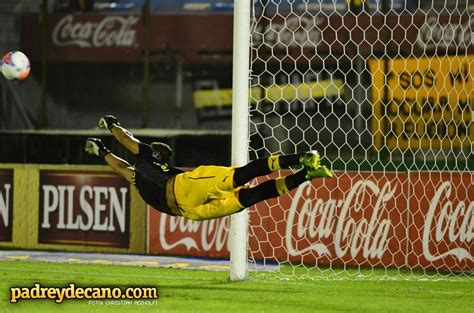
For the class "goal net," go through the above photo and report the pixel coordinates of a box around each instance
[245,0,473,280]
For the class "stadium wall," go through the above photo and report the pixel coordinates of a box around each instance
[0,164,147,254]
[1,162,471,272]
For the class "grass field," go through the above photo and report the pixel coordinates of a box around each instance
[0,260,472,313]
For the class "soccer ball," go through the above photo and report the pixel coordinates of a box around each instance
[1,51,31,80]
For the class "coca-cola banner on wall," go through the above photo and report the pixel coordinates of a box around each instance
[22,14,142,62]
[20,13,233,62]
[20,13,473,62]
[51,15,139,48]
[149,208,230,258]
[249,172,409,267]
[149,171,473,272]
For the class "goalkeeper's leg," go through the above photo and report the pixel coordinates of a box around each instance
[237,167,332,208]
[233,151,321,187]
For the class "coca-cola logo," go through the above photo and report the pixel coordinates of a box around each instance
[52,15,139,48]
[423,181,473,262]
[286,180,394,260]
[416,16,473,50]
[253,16,324,48]
[159,214,230,252]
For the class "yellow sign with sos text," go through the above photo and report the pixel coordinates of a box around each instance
[369,55,473,151]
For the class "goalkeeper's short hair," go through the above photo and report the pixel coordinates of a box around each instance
[151,142,173,163]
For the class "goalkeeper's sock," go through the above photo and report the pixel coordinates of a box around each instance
[237,170,307,207]
[238,180,279,207]
[282,169,308,189]
[233,154,304,187]
[268,154,303,170]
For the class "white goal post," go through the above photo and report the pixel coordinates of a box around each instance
[229,0,251,281]
[230,0,473,281]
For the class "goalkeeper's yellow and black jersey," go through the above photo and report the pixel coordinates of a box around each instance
[134,143,183,216]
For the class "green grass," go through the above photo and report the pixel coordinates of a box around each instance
[0,260,472,313]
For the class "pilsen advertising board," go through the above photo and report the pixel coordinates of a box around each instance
[20,13,473,62]
[370,55,473,151]
[0,169,13,242]
[149,171,473,272]
[39,170,130,248]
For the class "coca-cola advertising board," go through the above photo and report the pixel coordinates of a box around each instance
[20,13,233,62]
[408,172,473,271]
[149,170,473,272]
[249,172,409,267]
[149,208,231,258]
[39,170,130,248]
[20,13,473,62]
[0,169,13,242]
[22,14,142,62]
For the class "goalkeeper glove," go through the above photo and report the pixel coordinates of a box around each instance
[98,115,120,131]
[85,138,110,157]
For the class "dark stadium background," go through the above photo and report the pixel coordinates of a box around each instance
[1,0,435,167]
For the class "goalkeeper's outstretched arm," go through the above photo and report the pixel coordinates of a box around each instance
[84,138,135,184]
[99,115,140,154]
[110,125,140,154]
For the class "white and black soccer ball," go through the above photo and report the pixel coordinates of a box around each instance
[1,51,31,80]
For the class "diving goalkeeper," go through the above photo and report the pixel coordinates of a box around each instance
[85,115,333,221]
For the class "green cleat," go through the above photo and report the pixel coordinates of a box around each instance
[299,150,320,170]
[305,166,334,180]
